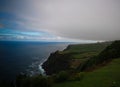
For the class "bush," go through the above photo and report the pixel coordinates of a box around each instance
[15,74,53,87]
[54,71,69,83]
[31,75,51,87]
[69,72,84,81]
[74,72,84,81]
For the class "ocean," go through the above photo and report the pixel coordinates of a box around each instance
[0,41,69,80]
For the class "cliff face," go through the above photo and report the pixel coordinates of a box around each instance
[42,51,72,75]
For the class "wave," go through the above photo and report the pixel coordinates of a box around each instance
[26,56,46,76]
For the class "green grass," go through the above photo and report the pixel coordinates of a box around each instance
[64,42,110,53]
[72,52,98,59]
[53,58,120,87]
[62,42,111,69]
[62,42,111,59]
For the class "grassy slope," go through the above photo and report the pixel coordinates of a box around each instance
[42,42,111,74]
[54,58,120,87]
[62,42,111,69]
[63,42,111,59]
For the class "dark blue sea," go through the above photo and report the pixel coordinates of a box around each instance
[0,41,69,80]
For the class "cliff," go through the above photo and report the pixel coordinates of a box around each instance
[42,51,72,75]
[42,41,111,75]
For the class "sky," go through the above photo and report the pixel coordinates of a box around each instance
[0,0,120,42]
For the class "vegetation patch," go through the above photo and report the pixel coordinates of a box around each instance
[54,58,120,87]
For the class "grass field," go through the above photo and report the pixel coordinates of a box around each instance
[53,58,120,87]
[63,42,111,69]
[64,42,110,53]
[62,42,111,59]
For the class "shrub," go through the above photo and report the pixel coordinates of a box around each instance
[69,72,84,81]
[15,74,53,87]
[54,71,69,83]
[31,75,50,87]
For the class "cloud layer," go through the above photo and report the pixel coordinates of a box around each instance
[0,29,64,41]
[0,0,120,41]
[30,0,120,40]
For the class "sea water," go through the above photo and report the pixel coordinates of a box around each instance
[0,41,69,80]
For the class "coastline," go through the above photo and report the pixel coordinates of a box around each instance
[38,61,46,75]
[40,44,70,75]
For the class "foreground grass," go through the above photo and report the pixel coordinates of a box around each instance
[53,58,120,87]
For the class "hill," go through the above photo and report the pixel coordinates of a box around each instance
[42,41,111,75]
[42,40,120,87]
[54,58,120,87]
[80,40,120,71]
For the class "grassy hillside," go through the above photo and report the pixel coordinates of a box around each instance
[42,41,120,87]
[54,58,120,87]
[64,42,110,53]
[62,42,111,59]
[42,42,111,75]
[80,40,120,71]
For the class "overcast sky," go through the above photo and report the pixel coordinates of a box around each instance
[0,0,120,41]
